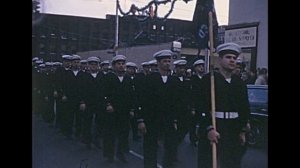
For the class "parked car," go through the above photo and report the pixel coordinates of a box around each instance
[246,85,268,148]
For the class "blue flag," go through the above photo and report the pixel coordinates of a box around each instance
[192,0,219,50]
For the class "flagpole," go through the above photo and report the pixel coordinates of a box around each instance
[205,48,209,73]
[208,11,217,168]
[115,0,119,56]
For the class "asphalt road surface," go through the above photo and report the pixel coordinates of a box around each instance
[32,113,267,168]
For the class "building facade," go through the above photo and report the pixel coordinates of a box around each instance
[228,0,268,70]
[32,13,200,64]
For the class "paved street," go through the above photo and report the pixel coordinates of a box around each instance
[32,113,267,168]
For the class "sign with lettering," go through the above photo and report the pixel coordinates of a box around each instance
[224,27,257,47]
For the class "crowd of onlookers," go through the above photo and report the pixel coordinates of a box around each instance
[232,60,268,85]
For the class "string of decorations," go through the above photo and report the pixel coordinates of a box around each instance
[117,0,192,22]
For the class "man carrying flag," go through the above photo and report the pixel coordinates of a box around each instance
[196,42,251,168]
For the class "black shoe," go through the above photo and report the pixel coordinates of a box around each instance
[163,162,174,168]
[81,138,90,144]
[133,135,141,141]
[173,156,179,162]
[86,143,91,150]
[191,140,198,147]
[93,142,102,149]
[106,157,114,163]
[117,153,128,163]
[65,135,73,140]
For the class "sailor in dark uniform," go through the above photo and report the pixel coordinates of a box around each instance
[137,50,180,168]
[197,42,250,168]
[53,55,73,131]
[80,56,104,149]
[148,59,158,73]
[100,60,110,75]
[125,62,142,141]
[172,59,194,161]
[141,61,151,75]
[60,55,86,139]
[190,59,206,145]
[102,55,135,163]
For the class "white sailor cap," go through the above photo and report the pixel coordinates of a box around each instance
[32,57,39,62]
[80,60,87,63]
[39,64,45,68]
[62,55,73,60]
[53,62,62,66]
[45,62,53,66]
[112,55,126,63]
[148,59,157,65]
[126,62,137,68]
[87,57,100,63]
[153,49,173,59]
[173,60,187,66]
[35,60,43,64]
[193,59,205,66]
[100,60,110,65]
[141,62,150,66]
[71,55,81,60]
[236,58,242,64]
[216,42,241,56]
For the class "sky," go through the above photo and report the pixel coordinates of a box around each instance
[40,0,229,25]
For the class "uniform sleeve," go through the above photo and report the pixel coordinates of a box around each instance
[135,74,150,123]
[197,74,213,133]
[102,73,113,105]
[238,82,251,130]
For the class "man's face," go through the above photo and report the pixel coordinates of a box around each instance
[113,61,126,73]
[219,53,237,72]
[102,64,109,71]
[194,64,205,74]
[158,58,171,71]
[143,65,150,73]
[126,66,136,76]
[175,65,186,76]
[233,67,241,75]
[81,63,88,70]
[150,65,158,72]
[63,60,72,68]
[72,60,81,70]
[88,62,99,72]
